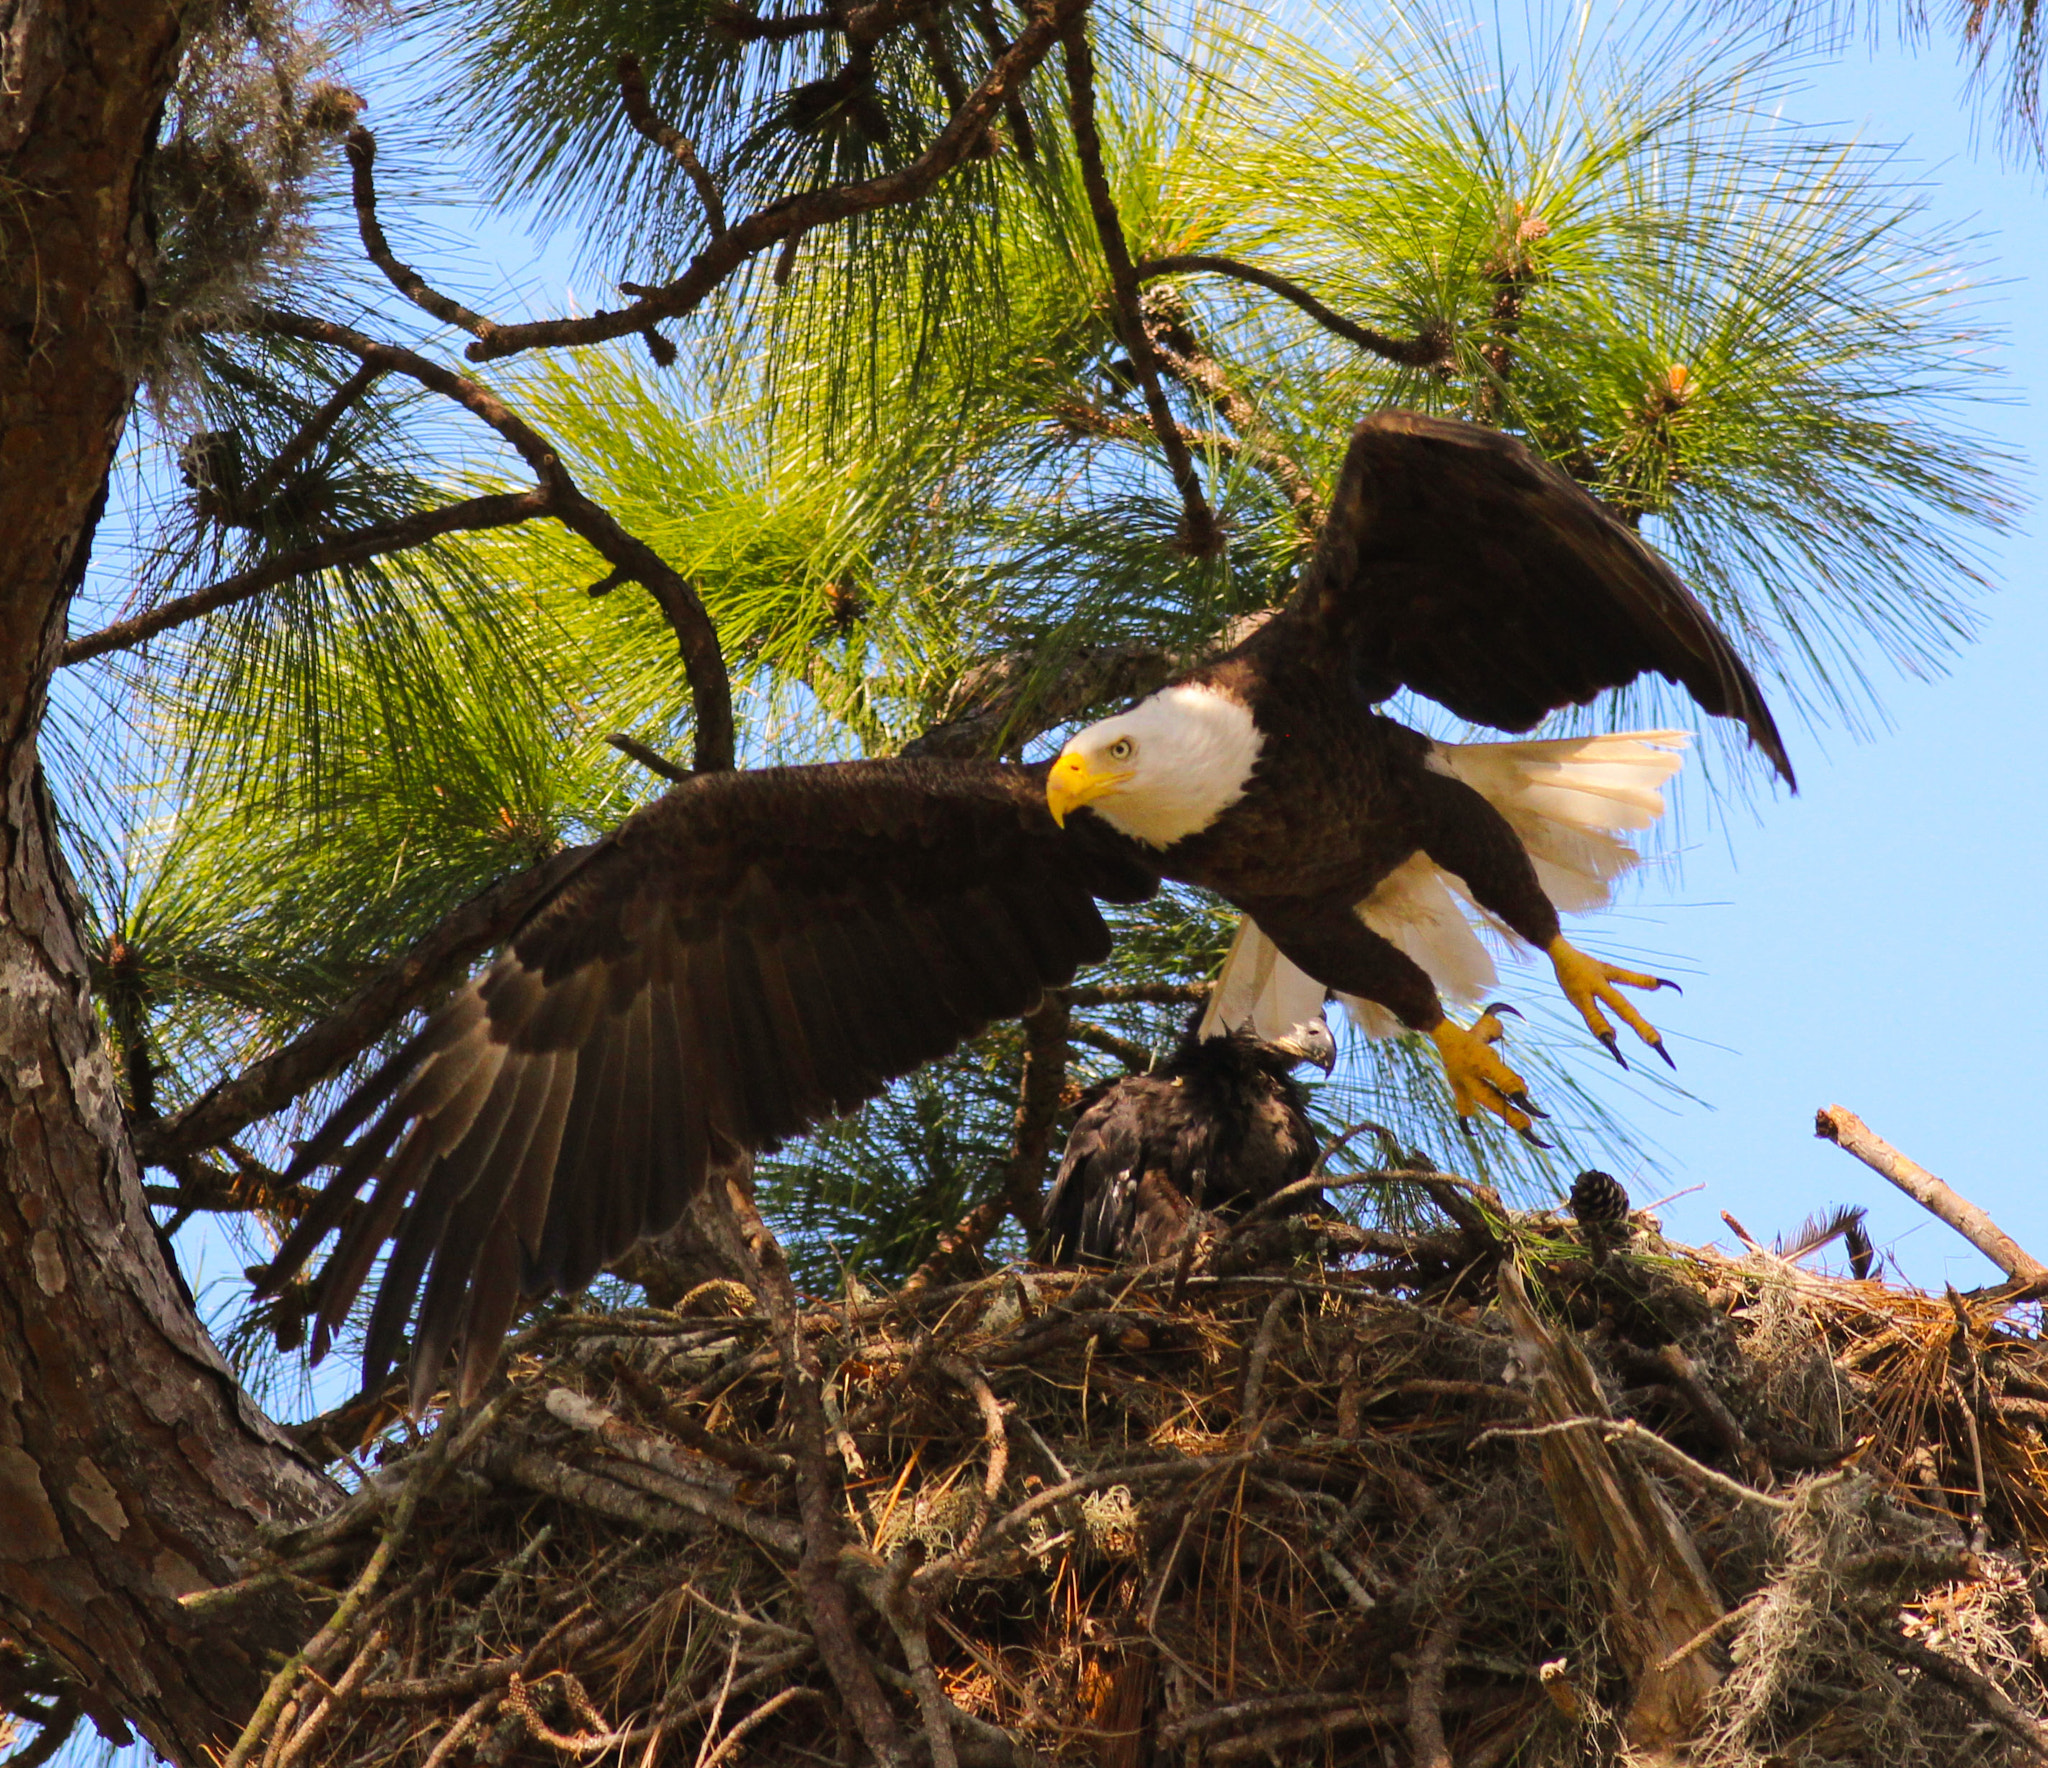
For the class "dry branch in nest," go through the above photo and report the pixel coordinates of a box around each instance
[209,1197,2048,1768]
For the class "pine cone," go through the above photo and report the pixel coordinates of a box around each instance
[1569,1169,1631,1262]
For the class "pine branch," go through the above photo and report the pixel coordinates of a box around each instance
[459,0,1089,363]
[899,997,1070,1292]
[143,845,590,1162]
[1060,982,1209,1007]
[1135,254,1452,370]
[970,0,1039,159]
[233,363,385,523]
[1052,366,1315,537]
[904,639,1187,758]
[346,130,498,343]
[1144,334,1320,535]
[616,55,726,236]
[1059,18,1218,555]
[707,1,838,41]
[252,306,736,772]
[1069,1019,1150,1069]
[61,492,551,665]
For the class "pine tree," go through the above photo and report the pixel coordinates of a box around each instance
[0,0,2015,1757]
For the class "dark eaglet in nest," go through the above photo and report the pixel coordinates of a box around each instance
[1037,1015,1336,1266]
[254,411,1795,1409]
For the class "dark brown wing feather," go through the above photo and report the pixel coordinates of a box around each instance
[259,757,1156,1404]
[1294,411,1794,785]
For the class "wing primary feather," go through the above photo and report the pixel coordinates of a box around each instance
[400,1048,559,1394]
[281,992,485,1182]
[535,995,631,1295]
[263,1086,421,1293]
[774,919,887,1115]
[451,1214,526,1407]
[404,1086,547,1405]
[353,1045,526,1380]
[601,986,657,1268]
[307,1041,510,1358]
[502,1051,573,1266]
[361,1175,467,1388]
[1298,412,1794,785]
[650,948,713,1232]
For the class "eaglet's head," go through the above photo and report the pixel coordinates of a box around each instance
[1046,683,1262,848]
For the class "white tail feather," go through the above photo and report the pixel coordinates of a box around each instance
[1429,731,1688,915]
[1204,731,1688,1043]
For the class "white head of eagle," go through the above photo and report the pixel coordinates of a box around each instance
[1047,683,1264,848]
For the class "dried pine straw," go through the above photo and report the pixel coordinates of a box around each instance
[214,1203,2048,1768]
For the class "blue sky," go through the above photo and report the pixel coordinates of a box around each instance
[1579,27,2048,1287]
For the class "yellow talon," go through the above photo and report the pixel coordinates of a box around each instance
[1428,1008,1548,1146]
[1548,936,1677,1070]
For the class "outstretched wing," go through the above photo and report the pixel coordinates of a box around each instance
[1293,412,1794,785]
[260,757,1157,1404]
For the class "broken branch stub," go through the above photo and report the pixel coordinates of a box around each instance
[1816,1105,2048,1286]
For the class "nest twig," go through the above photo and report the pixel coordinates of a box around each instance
[211,1200,2048,1768]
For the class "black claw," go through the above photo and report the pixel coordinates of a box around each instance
[1508,1090,1549,1120]
[1653,977,1682,996]
[1652,1040,1677,1071]
[1596,1029,1629,1071]
[1458,1117,1478,1139]
[1517,1124,1553,1151]
[1482,1000,1522,1020]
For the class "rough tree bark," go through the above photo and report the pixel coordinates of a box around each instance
[0,1,337,1759]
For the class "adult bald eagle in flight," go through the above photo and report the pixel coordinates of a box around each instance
[257,411,1792,1406]
[1038,1018,1335,1267]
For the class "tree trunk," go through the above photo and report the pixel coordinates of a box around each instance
[0,3,337,1759]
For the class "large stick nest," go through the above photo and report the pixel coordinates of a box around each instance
[212,1194,2048,1768]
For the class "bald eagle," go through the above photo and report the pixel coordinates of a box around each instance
[1038,1018,1335,1267]
[258,411,1791,1405]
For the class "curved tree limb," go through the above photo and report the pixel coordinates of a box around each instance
[252,307,736,772]
[346,131,497,341]
[1135,253,1452,370]
[617,55,726,236]
[61,492,551,665]
[1060,19,1217,554]
[460,0,1090,362]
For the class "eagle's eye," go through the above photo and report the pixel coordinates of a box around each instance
[1108,737,1135,762]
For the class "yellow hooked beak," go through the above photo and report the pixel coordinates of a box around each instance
[1046,746,1133,827]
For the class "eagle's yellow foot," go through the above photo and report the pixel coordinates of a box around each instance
[1548,936,1678,1071]
[1429,1006,1550,1148]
